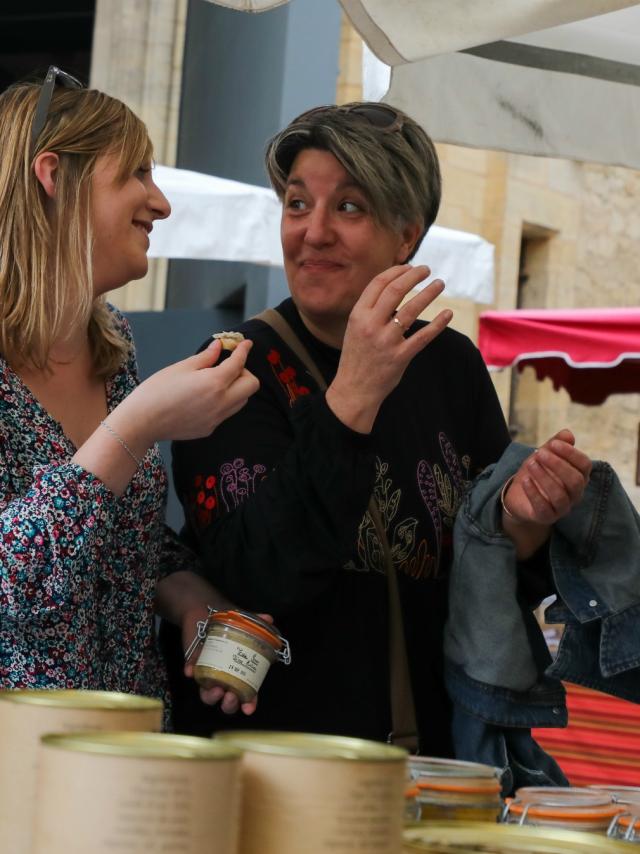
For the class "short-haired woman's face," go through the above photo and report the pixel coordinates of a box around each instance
[281,148,419,332]
[90,153,170,296]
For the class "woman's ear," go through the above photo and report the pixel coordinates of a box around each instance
[33,151,60,199]
[395,221,423,264]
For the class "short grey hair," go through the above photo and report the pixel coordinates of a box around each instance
[265,102,441,260]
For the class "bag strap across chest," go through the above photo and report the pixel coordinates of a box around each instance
[253,308,419,752]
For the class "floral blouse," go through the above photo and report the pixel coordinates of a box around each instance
[0,306,187,703]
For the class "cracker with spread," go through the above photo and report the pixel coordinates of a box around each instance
[212,331,245,351]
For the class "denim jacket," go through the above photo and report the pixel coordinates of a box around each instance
[444,441,640,793]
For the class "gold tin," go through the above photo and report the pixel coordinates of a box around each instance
[402,820,631,852]
[0,689,162,854]
[409,757,502,823]
[32,731,242,854]
[216,730,407,854]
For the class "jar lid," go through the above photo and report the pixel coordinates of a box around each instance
[41,731,241,761]
[212,610,284,650]
[215,731,407,761]
[0,689,162,711]
[589,785,640,806]
[506,790,620,824]
[409,756,501,780]
[403,820,630,852]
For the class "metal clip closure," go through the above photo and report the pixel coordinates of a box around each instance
[278,637,292,666]
[183,606,219,663]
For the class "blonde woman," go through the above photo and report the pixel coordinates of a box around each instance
[0,69,259,713]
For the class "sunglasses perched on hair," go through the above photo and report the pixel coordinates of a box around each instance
[30,65,84,157]
[296,103,404,133]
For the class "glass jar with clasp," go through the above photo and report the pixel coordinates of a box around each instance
[595,789,640,844]
[502,786,622,835]
[408,756,503,823]
[186,607,291,703]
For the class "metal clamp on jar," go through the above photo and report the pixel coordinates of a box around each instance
[185,607,291,703]
[501,786,622,834]
[408,756,503,823]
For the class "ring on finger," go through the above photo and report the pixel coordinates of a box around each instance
[392,315,408,332]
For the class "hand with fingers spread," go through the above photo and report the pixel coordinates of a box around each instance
[501,429,592,558]
[326,264,452,433]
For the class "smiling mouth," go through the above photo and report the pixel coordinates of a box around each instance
[133,220,153,235]
[300,259,343,270]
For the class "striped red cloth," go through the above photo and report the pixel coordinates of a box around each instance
[533,683,640,787]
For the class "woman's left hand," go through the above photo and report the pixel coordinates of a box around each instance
[503,428,592,528]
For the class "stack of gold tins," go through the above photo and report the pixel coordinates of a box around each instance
[216,730,408,853]
[402,820,631,852]
[408,757,503,823]
[32,731,242,853]
[0,689,163,854]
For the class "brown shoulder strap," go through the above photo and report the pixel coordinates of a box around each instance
[255,307,418,752]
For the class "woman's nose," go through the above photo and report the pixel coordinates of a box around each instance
[149,180,171,221]
[304,206,334,246]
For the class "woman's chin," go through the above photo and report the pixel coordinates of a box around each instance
[93,262,149,296]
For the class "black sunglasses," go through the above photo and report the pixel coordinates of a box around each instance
[30,65,84,157]
[296,103,404,133]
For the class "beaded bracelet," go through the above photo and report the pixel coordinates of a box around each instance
[100,420,142,467]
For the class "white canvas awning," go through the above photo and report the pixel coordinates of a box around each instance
[204,0,640,169]
[355,0,640,169]
[148,164,495,303]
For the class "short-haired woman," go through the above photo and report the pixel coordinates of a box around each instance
[171,103,591,749]
[0,71,259,711]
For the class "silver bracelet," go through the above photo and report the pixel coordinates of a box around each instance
[100,420,142,467]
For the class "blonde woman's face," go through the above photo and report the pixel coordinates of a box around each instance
[90,153,170,296]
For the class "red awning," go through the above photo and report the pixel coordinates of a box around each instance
[478,308,640,405]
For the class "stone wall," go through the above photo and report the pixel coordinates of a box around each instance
[91,0,188,312]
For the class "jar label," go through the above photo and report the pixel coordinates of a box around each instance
[197,637,271,692]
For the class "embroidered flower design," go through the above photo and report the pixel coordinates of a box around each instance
[267,351,311,405]
[190,473,218,528]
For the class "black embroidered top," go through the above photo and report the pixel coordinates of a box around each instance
[170,298,511,752]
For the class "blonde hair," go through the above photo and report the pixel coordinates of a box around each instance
[0,82,153,376]
[265,102,441,261]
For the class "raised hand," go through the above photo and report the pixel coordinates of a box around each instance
[326,264,452,433]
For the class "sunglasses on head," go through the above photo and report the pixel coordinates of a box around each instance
[30,65,84,158]
[296,103,404,133]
